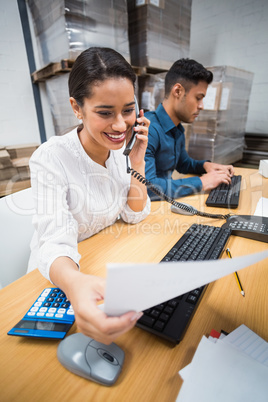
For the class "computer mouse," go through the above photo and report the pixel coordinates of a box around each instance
[57,333,125,386]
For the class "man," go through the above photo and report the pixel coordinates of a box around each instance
[144,58,234,200]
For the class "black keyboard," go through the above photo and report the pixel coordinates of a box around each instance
[136,224,231,343]
[206,175,242,208]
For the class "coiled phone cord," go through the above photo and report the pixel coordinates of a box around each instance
[127,163,231,220]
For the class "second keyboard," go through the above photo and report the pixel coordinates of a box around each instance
[206,175,242,208]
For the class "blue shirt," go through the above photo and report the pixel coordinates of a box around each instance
[145,103,206,200]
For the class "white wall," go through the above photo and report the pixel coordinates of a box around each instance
[190,0,268,134]
[0,0,41,146]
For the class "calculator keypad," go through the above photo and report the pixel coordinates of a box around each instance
[27,288,74,322]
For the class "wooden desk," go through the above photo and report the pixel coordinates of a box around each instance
[1,168,267,401]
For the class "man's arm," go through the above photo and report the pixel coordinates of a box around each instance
[145,128,203,199]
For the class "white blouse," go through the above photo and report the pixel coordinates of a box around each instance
[28,127,151,281]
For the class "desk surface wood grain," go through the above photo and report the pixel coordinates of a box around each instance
[0,168,267,402]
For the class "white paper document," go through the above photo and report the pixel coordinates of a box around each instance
[176,334,268,402]
[179,324,268,381]
[254,197,268,217]
[222,324,268,367]
[104,250,268,316]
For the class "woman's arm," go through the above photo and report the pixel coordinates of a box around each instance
[30,136,144,344]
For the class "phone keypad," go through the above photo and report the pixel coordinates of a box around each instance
[229,220,267,233]
[27,288,74,322]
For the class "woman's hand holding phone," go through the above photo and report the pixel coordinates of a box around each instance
[126,109,150,168]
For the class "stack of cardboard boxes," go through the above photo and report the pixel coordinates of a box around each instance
[138,72,166,112]
[0,144,39,197]
[28,0,130,66]
[28,0,131,136]
[188,66,254,164]
[127,0,192,70]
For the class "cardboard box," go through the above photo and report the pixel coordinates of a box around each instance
[5,144,39,159]
[0,164,30,182]
[128,0,192,69]
[0,144,37,196]
[0,179,31,197]
[138,73,166,111]
[0,167,18,181]
[12,157,31,168]
[188,65,254,164]
[192,120,217,135]
[0,150,13,168]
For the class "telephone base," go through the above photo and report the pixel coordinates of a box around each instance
[221,215,268,243]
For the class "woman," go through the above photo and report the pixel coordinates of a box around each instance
[28,47,151,344]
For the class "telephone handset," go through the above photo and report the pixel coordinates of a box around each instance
[123,96,140,156]
[221,215,268,243]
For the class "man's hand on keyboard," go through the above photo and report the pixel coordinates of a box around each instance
[203,161,235,176]
[200,170,232,191]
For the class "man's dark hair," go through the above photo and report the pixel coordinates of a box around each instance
[165,58,213,96]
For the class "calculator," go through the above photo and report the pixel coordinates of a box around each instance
[8,288,75,339]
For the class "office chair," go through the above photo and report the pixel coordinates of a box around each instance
[0,187,35,289]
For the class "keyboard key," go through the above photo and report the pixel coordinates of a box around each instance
[168,300,179,308]
[138,315,155,327]
[159,313,169,322]
[186,295,198,304]
[154,321,165,331]
[190,289,201,297]
[164,306,174,315]
[150,309,160,318]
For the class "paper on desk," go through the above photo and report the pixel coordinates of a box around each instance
[176,336,268,402]
[254,197,268,217]
[179,324,268,382]
[222,324,268,366]
[104,250,268,316]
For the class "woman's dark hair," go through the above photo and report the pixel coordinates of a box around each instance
[165,58,213,96]
[68,47,136,106]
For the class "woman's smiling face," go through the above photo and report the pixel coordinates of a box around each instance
[72,77,136,163]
